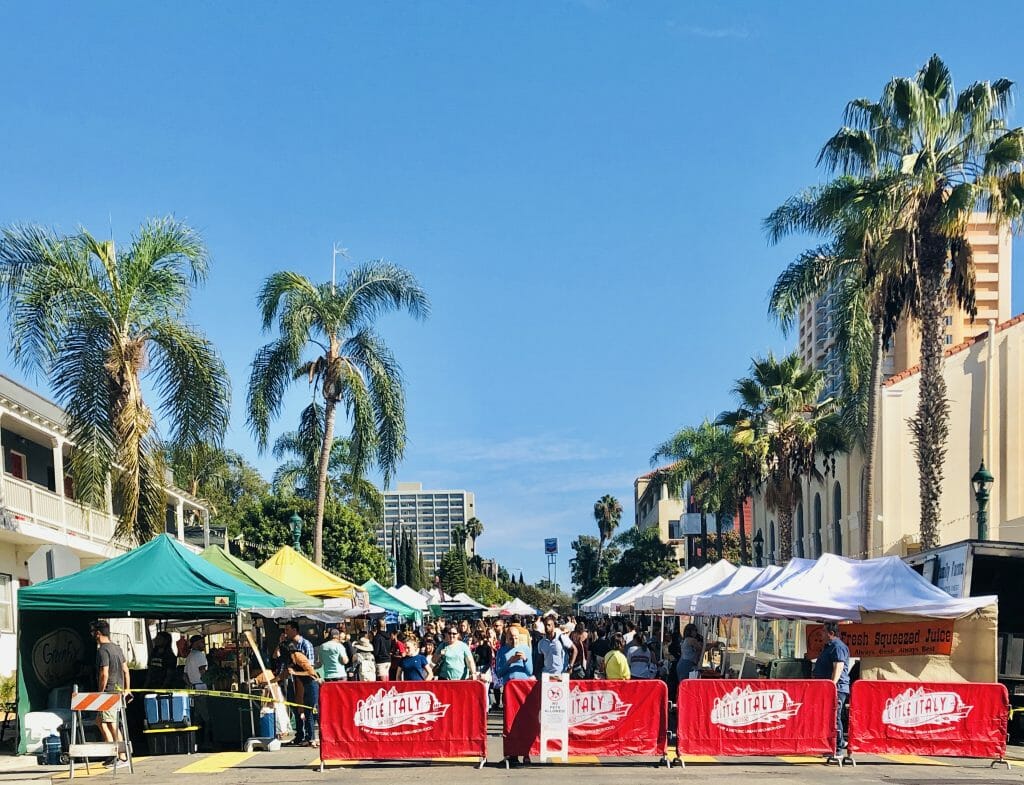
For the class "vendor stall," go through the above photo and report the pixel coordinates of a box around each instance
[360,579,422,624]
[258,545,362,600]
[200,545,322,607]
[15,534,285,754]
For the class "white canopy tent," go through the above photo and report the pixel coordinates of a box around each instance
[697,557,815,617]
[750,553,996,621]
[675,565,768,615]
[689,565,782,616]
[634,568,697,611]
[591,585,634,614]
[598,583,644,614]
[639,562,737,613]
[499,598,538,616]
[615,576,667,613]
[392,584,429,611]
[452,592,486,610]
[579,586,622,613]
[577,586,609,608]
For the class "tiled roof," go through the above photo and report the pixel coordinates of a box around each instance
[883,313,1024,387]
[636,462,679,481]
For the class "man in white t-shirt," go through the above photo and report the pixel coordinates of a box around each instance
[184,635,208,688]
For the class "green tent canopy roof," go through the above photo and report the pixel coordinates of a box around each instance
[361,579,422,623]
[200,545,322,608]
[18,534,285,615]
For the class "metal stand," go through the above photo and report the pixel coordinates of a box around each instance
[68,688,133,779]
[991,758,1010,770]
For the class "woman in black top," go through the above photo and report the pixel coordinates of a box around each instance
[472,629,493,675]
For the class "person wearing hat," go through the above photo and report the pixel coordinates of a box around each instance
[184,635,208,689]
[352,632,377,681]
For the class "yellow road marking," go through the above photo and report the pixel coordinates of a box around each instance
[879,753,949,766]
[678,754,718,764]
[777,755,826,764]
[175,752,256,773]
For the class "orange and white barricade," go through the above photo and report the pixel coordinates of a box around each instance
[68,687,133,778]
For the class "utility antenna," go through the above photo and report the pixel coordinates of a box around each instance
[332,242,349,293]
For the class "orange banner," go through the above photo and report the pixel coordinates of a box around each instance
[806,620,954,659]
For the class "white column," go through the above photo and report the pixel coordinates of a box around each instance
[202,508,210,549]
[175,497,185,541]
[51,437,67,531]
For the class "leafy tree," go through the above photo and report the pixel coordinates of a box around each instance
[607,526,678,585]
[0,219,231,543]
[592,494,622,582]
[247,262,429,565]
[569,534,621,599]
[465,571,511,606]
[439,547,467,595]
[511,581,574,614]
[719,353,847,563]
[235,493,388,584]
[417,553,429,591]
[814,55,1024,547]
[704,532,742,565]
[165,443,267,534]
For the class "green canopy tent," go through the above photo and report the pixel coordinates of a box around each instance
[361,579,422,624]
[200,545,322,608]
[16,534,285,753]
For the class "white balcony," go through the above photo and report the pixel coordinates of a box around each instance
[3,474,119,548]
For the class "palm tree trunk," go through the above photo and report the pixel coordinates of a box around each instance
[911,220,950,551]
[699,509,708,566]
[715,508,724,561]
[594,538,604,586]
[738,499,748,565]
[861,317,883,558]
[777,501,793,565]
[313,396,338,565]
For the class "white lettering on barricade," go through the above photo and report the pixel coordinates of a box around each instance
[570,687,632,727]
[882,688,974,730]
[710,686,802,731]
[353,688,450,732]
[539,673,570,762]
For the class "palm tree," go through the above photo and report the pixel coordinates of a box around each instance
[718,353,847,564]
[451,524,468,556]
[465,517,484,555]
[815,54,1024,548]
[247,262,428,565]
[592,494,622,582]
[765,178,899,557]
[0,219,230,543]
[653,421,741,565]
[270,401,383,518]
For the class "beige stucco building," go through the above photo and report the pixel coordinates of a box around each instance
[751,314,1024,564]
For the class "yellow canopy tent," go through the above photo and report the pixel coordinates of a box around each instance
[258,545,360,599]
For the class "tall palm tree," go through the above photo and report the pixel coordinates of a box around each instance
[815,54,1024,548]
[0,219,230,543]
[653,421,741,565]
[765,178,899,557]
[718,353,847,563]
[465,517,484,555]
[247,262,428,565]
[592,494,622,582]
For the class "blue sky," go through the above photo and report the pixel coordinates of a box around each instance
[2,2,1022,583]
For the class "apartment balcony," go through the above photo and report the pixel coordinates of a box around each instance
[2,473,122,556]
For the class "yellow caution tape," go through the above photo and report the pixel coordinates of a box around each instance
[119,686,318,713]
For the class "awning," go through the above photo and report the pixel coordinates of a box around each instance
[361,579,422,622]
[258,545,361,599]
[200,545,322,607]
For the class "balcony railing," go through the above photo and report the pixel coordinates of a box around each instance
[2,474,117,544]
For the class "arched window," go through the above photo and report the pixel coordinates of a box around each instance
[795,502,805,558]
[769,521,776,565]
[833,481,843,555]
[813,493,822,558]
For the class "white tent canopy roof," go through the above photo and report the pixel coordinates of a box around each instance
[499,598,538,616]
[616,576,667,612]
[689,565,783,616]
[580,586,622,613]
[598,583,644,614]
[392,584,429,611]
[634,568,697,611]
[451,592,486,610]
[589,585,633,614]
[639,562,736,612]
[750,553,996,621]
[675,565,767,614]
[695,557,816,617]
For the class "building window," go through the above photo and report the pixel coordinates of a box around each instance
[813,493,822,558]
[945,334,953,345]
[6,450,27,481]
[945,315,953,326]
[833,482,843,555]
[795,502,805,558]
[0,574,12,632]
[768,521,776,566]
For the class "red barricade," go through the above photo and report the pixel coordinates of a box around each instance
[320,680,488,761]
[503,679,668,758]
[848,681,1008,759]
[677,679,836,756]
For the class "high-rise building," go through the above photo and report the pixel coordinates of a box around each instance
[379,482,476,573]
[796,213,1012,395]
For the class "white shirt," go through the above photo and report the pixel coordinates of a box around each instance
[623,631,635,644]
[184,649,208,686]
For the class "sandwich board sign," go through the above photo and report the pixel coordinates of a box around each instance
[539,672,569,762]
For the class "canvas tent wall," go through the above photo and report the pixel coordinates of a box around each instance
[16,534,284,753]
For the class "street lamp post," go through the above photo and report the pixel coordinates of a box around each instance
[289,512,303,553]
[753,530,764,568]
[972,461,995,541]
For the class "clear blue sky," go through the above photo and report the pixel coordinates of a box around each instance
[2,2,1022,583]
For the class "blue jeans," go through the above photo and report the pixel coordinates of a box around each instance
[836,692,848,750]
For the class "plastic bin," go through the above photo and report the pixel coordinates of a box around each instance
[145,729,196,755]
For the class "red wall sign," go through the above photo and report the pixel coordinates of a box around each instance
[503,679,667,758]
[848,681,1008,759]
[677,679,837,756]
[320,681,488,761]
